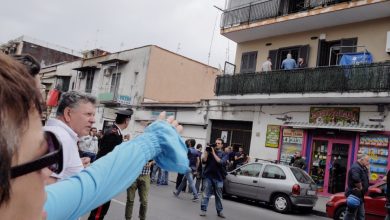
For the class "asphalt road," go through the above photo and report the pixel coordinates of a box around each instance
[81,183,329,220]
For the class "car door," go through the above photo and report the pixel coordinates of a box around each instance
[225,163,263,199]
[365,183,387,219]
[257,164,288,202]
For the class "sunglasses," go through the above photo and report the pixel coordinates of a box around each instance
[10,131,63,179]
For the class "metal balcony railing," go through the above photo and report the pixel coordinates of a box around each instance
[221,0,351,28]
[215,62,390,96]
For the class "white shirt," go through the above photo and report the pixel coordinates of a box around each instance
[261,60,272,72]
[79,135,98,154]
[44,118,83,180]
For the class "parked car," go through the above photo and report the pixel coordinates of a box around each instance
[223,161,318,213]
[326,181,387,220]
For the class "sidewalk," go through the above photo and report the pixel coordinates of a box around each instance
[312,195,328,217]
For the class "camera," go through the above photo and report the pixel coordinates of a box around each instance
[206,143,216,152]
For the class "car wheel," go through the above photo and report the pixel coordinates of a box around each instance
[272,194,291,214]
[334,206,347,220]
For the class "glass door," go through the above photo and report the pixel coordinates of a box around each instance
[327,143,349,194]
[310,140,328,193]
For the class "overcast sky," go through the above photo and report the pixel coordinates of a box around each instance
[0,0,236,68]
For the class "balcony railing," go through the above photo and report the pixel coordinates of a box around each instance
[221,0,351,28]
[215,62,390,96]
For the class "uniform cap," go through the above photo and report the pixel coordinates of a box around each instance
[115,109,133,118]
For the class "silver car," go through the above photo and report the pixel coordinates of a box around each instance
[223,161,318,213]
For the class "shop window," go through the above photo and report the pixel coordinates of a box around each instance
[240,51,257,73]
[262,165,286,180]
[236,163,262,177]
[359,135,389,182]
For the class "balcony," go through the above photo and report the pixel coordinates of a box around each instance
[221,0,390,42]
[215,62,390,104]
[98,87,131,106]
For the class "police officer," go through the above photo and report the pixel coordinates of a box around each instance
[88,109,133,220]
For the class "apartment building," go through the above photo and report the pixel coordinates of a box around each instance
[40,45,219,141]
[214,0,390,195]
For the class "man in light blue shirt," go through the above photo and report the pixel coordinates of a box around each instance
[281,53,297,70]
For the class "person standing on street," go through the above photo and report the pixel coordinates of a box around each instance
[88,109,133,220]
[125,161,153,220]
[79,127,99,162]
[344,154,370,220]
[173,139,200,201]
[200,138,229,218]
[292,151,306,170]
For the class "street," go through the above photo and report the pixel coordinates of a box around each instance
[82,183,329,220]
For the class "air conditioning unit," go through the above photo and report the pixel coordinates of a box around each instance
[386,31,390,54]
[78,72,86,79]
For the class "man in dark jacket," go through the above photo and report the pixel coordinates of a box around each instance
[292,151,306,170]
[88,109,133,220]
[344,154,370,220]
[200,138,229,218]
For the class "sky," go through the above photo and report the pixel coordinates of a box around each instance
[0,0,236,69]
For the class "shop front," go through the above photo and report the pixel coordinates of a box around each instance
[276,107,388,195]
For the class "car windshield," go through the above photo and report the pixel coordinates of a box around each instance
[290,167,313,184]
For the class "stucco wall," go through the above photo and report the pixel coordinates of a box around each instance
[234,17,390,72]
[144,46,219,103]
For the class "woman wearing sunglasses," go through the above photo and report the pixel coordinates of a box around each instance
[0,53,190,220]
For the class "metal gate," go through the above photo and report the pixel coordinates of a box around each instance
[210,120,253,155]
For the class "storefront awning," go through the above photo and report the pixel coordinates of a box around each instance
[284,121,384,132]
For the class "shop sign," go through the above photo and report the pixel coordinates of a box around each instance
[360,135,389,147]
[265,125,280,148]
[309,107,360,124]
[283,128,303,137]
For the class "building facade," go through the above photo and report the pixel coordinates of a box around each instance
[40,45,219,138]
[0,35,81,66]
[215,0,390,195]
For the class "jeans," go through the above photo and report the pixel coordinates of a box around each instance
[125,175,150,220]
[151,165,160,183]
[200,177,224,213]
[158,169,168,185]
[175,171,198,198]
[80,151,96,162]
[194,173,203,193]
[343,203,365,220]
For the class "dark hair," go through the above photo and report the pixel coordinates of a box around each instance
[188,139,196,147]
[56,91,96,117]
[216,138,224,144]
[196,144,202,149]
[115,115,129,124]
[0,53,42,205]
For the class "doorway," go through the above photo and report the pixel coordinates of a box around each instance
[309,138,351,195]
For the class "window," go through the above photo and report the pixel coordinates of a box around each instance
[240,51,257,73]
[236,163,262,177]
[85,70,95,93]
[262,165,286,179]
[290,167,313,184]
[110,73,121,94]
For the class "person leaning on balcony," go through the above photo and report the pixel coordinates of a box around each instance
[261,57,272,72]
[297,57,307,68]
[281,53,297,70]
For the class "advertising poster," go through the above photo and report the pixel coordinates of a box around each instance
[265,125,280,148]
[280,128,304,164]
